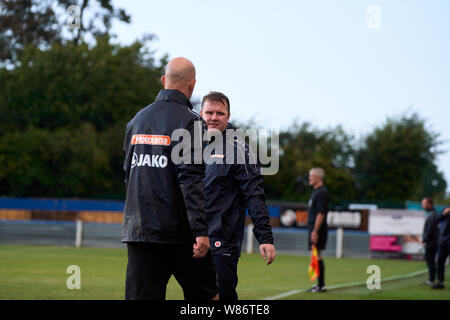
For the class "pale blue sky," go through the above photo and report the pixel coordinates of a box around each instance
[111,0,450,192]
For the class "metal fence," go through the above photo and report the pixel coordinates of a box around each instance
[0,220,370,258]
[243,226,370,258]
[0,220,125,248]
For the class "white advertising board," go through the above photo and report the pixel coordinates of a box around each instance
[368,209,425,235]
[327,211,361,228]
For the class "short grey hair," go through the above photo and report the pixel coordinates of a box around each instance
[310,167,325,179]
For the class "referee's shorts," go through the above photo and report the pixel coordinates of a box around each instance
[308,225,328,251]
[125,242,218,300]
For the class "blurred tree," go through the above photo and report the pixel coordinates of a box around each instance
[0,36,166,198]
[416,163,447,201]
[58,0,131,45]
[0,36,165,133]
[354,112,446,203]
[0,124,111,197]
[0,0,60,64]
[0,0,131,65]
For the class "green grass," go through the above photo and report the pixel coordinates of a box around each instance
[0,244,449,300]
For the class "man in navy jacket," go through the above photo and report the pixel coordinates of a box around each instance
[432,206,450,289]
[200,91,276,300]
[122,58,217,300]
[421,197,440,285]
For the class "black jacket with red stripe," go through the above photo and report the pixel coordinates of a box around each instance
[122,89,208,244]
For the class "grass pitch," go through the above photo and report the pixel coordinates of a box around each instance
[0,244,449,300]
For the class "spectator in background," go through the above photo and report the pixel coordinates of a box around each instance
[432,206,450,289]
[306,167,329,292]
[421,197,440,285]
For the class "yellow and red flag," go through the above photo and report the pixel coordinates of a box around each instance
[308,244,320,281]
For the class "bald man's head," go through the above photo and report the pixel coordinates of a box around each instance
[161,57,196,99]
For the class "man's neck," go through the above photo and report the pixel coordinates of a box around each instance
[314,182,323,189]
[164,86,190,99]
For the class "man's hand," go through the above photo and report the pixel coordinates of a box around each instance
[443,207,450,215]
[193,236,210,258]
[259,244,276,265]
[311,230,319,244]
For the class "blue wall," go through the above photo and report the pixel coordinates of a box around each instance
[0,198,125,212]
[0,197,281,217]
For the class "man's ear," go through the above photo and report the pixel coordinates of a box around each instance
[161,75,166,87]
[190,79,196,93]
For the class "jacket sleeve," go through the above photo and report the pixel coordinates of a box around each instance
[423,216,431,243]
[123,122,133,186]
[424,210,447,243]
[177,118,209,238]
[231,143,274,245]
[437,209,450,223]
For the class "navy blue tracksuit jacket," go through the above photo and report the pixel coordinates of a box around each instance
[122,89,208,245]
[204,124,274,256]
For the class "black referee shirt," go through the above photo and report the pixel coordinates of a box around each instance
[307,185,329,230]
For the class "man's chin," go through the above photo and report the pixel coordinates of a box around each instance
[206,127,223,140]
[207,127,222,133]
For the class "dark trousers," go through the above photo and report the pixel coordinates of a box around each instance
[425,245,438,282]
[125,242,217,300]
[213,253,239,300]
[318,259,325,288]
[437,240,450,283]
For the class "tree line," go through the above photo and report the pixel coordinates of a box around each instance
[261,115,447,207]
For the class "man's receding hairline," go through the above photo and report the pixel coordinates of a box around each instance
[202,98,228,108]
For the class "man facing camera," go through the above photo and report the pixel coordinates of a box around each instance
[200,91,276,300]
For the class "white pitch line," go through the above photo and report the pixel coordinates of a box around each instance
[263,289,307,300]
[262,268,428,300]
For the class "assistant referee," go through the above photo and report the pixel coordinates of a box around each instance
[306,167,329,293]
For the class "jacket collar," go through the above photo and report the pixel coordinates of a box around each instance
[221,122,236,136]
[207,122,237,147]
[156,89,193,109]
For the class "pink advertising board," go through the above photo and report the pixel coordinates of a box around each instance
[369,235,402,252]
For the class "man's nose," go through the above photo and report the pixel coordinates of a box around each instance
[211,113,219,120]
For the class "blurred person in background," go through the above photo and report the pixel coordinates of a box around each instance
[432,206,450,289]
[421,197,440,285]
